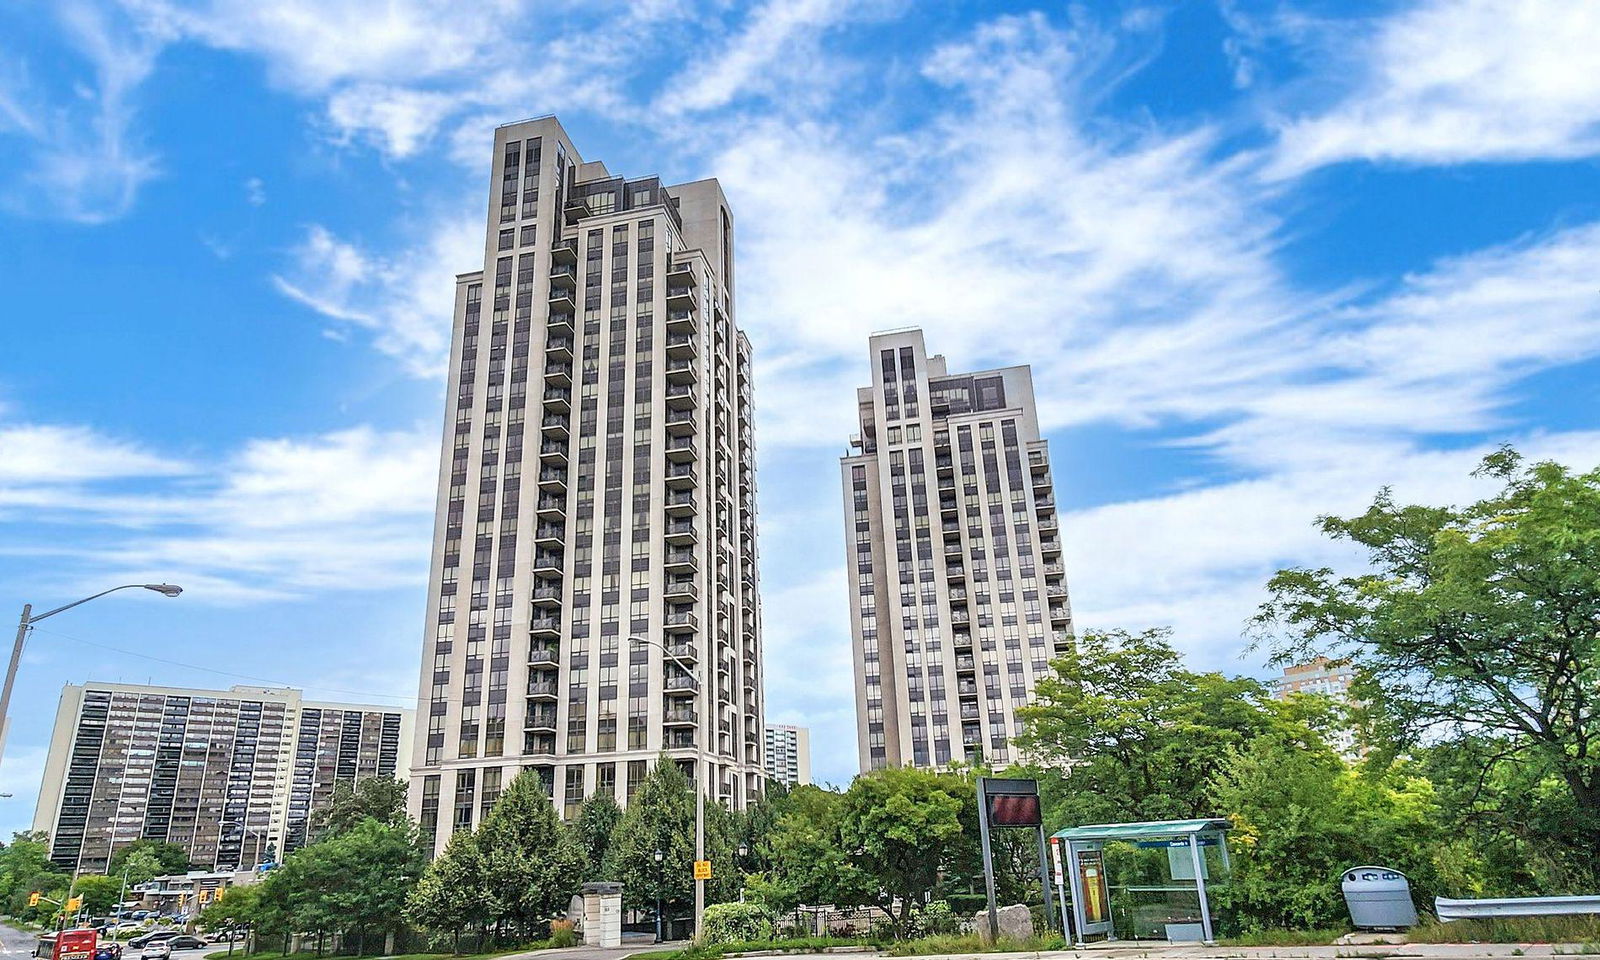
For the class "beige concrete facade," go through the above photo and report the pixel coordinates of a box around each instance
[762,724,810,786]
[842,329,1072,771]
[33,682,410,875]
[407,116,764,854]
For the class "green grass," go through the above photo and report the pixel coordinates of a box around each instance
[882,933,1066,956]
[1409,916,1600,945]
[203,950,528,960]
[1219,928,1350,947]
[1552,945,1600,956]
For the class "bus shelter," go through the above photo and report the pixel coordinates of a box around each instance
[1051,818,1230,946]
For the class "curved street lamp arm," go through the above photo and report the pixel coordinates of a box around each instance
[28,584,180,625]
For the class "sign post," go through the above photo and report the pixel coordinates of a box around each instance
[975,778,1054,940]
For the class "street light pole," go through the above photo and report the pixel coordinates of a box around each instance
[630,635,704,942]
[2,585,182,770]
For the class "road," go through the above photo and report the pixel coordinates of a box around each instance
[0,925,212,960]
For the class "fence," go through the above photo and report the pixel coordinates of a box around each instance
[1436,896,1600,921]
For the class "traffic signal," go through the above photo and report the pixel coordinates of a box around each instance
[214,888,225,901]
[198,890,210,903]
[28,892,40,907]
[65,896,82,913]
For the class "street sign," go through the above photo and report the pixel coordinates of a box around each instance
[692,860,712,880]
[53,929,96,960]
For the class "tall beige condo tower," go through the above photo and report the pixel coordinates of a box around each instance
[409,116,764,853]
[842,329,1072,771]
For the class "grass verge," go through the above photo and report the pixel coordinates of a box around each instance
[1409,917,1600,944]
[627,937,875,960]
[202,950,532,960]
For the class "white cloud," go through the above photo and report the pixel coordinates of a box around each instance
[1268,0,1600,175]
[0,423,189,484]
[273,218,482,376]
[0,416,439,599]
[0,0,164,222]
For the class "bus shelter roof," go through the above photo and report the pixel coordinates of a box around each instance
[1050,818,1230,843]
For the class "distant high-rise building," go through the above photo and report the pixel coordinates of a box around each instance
[1270,656,1355,701]
[34,682,411,874]
[842,329,1072,771]
[763,724,810,786]
[408,116,764,855]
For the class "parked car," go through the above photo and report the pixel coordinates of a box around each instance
[138,944,170,960]
[127,932,179,949]
[162,938,207,951]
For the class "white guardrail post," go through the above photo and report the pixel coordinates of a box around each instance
[1436,895,1600,921]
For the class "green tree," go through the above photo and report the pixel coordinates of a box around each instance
[571,791,622,881]
[253,818,424,954]
[310,777,411,839]
[748,784,873,915]
[108,840,190,879]
[115,850,166,887]
[1016,628,1325,826]
[472,770,583,940]
[1255,449,1600,875]
[407,829,491,953]
[70,875,122,916]
[197,883,260,933]
[605,758,698,919]
[836,766,967,933]
[0,831,71,918]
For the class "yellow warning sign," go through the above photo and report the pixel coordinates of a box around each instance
[692,860,712,881]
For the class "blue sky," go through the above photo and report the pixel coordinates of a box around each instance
[2,0,1599,828]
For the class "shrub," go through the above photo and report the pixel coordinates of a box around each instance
[549,918,578,948]
[701,901,776,944]
[910,901,958,937]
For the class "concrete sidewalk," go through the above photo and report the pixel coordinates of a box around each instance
[894,945,1591,960]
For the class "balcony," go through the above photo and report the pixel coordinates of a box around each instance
[664,610,699,634]
[1029,449,1049,472]
[666,284,696,310]
[946,563,966,581]
[665,358,698,383]
[537,412,569,441]
[665,731,697,749]
[526,708,558,731]
[955,655,976,672]
[948,586,968,603]
[551,238,578,265]
[1050,605,1071,622]
[537,467,567,492]
[542,386,570,412]
[525,733,556,756]
[664,519,697,545]
[666,258,698,287]
[664,490,697,517]
[1042,560,1066,576]
[664,384,699,409]
[548,312,574,335]
[936,455,954,476]
[563,195,589,224]
[664,549,698,573]
[665,464,699,489]
[940,498,958,517]
[1033,471,1052,491]
[1040,536,1061,556]
[526,679,558,699]
[1046,579,1068,598]
[665,674,698,696]
[666,332,697,359]
[667,641,698,662]
[548,284,576,312]
[663,705,698,726]
[545,336,573,362]
[530,584,562,606]
[1038,516,1058,534]
[666,309,697,334]
[538,439,568,465]
[549,262,577,290]
[532,550,562,575]
[665,409,697,436]
[543,360,572,386]
[528,644,559,667]
[665,436,698,462]
[534,522,564,546]
[952,629,972,650]
[530,615,561,637]
[664,581,699,605]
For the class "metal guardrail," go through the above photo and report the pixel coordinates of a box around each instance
[1437,895,1600,920]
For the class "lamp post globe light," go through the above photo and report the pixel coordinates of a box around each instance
[3,584,183,768]
[630,634,705,941]
[653,848,665,942]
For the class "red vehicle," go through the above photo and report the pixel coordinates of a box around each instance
[54,930,98,960]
